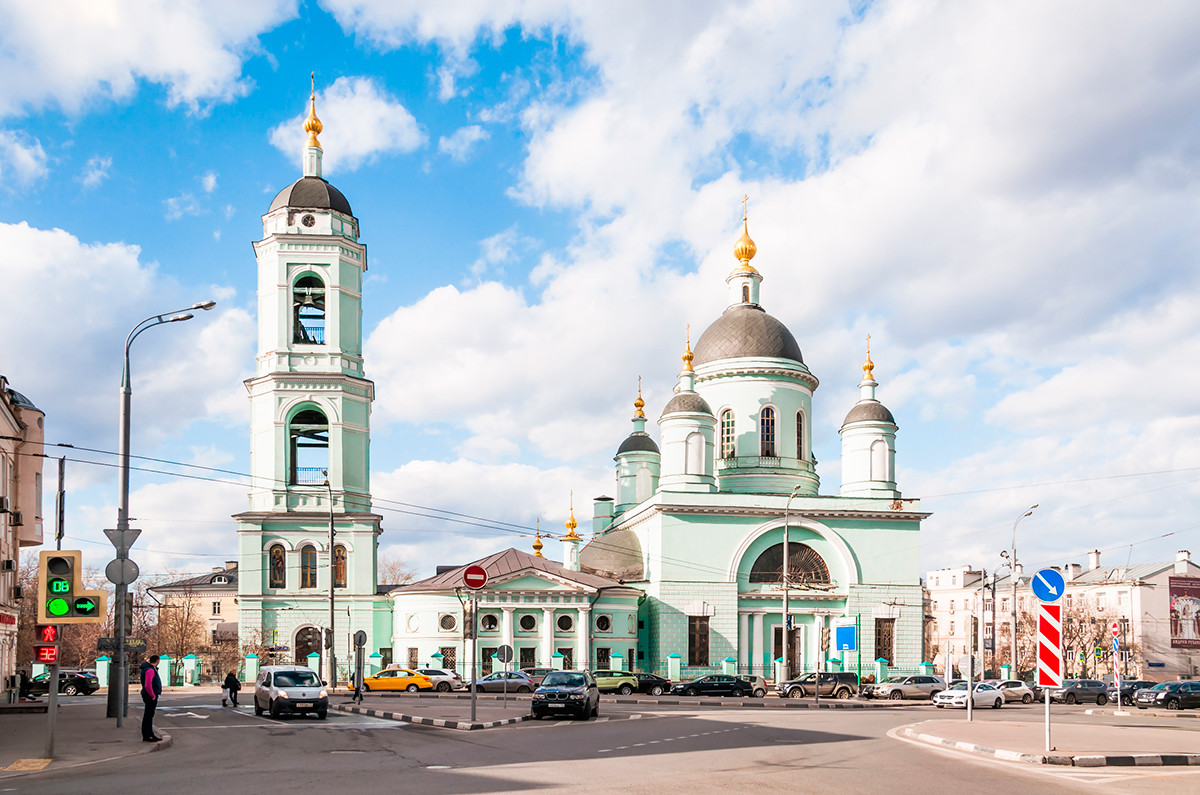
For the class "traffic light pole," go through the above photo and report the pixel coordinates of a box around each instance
[44,657,58,757]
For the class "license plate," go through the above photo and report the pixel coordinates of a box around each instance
[294,702,312,708]
[548,703,564,708]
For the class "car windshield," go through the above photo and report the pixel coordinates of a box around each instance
[946,683,969,691]
[542,672,585,687]
[1150,682,1179,691]
[274,671,320,687]
[884,676,906,683]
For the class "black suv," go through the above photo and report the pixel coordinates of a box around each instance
[777,672,859,699]
[1108,679,1157,706]
[531,670,600,720]
[28,670,100,696]
[1134,681,1200,711]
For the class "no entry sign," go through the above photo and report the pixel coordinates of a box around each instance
[464,564,488,589]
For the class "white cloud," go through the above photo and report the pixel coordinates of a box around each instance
[80,155,112,188]
[438,124,489,162]
[164,191,202,220]
[0,130,48,183]
[268,76,425,173]
[468,224,529,278]
[0,0,297,117]
[201,171,218,192]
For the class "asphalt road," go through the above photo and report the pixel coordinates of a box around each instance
[7,694,1200,794]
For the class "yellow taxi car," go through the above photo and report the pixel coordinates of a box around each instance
[361,668,434,692]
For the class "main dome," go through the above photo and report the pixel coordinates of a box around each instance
[268,176,353,216]
[693,305,803,365]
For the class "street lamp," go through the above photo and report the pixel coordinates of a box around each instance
[1001,504,1037,675]
[781,484,804,682]
[108,301,216,725]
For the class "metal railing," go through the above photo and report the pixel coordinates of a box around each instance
[293,467,327,485]
[294,322,325,345]
[716,456,806,470]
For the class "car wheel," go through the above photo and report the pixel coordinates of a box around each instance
[650,685,664,696]
[269,699,281,718]
[592,701,599,718]
[406,684,420,692]
[1166,699,1181,711]
[1022,693,1033,704]
[929,691,941,700]
[836,689,851,700]
[685,687,698,697]
[1137,705,1147,710]
[255,700,264,716]
[437,682,451,692]
[889,691,903,700]
[517,685,531,694]
[317,710,327,720]
[1065,693,1077,705]
[361,683,370,692]
[63,684,78,696]
[936,704,944,709]
[1096,694,1108,706]
[753,688,766,698]
[618,684,634,696]
[993,698,1003,709]
[788,688,804,699]
[531,711,542,720]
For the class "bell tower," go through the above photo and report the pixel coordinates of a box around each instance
[236,80,383,677]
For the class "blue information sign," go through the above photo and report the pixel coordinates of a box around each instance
[835,625,857,652]
[1031,568,1065,602]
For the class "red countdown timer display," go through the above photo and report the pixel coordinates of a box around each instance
[35,645,59,663]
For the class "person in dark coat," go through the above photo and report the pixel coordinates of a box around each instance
[18,670,32,700]
[222,671,241,707]
[140,656,162,742]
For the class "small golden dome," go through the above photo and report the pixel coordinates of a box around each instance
[304,73,323,150]
[532,529,544,558]
[734,218,757,266]
[862,333,875,381]
[564,491,581,540]
[634,376,646,418]
[682,325,694,372]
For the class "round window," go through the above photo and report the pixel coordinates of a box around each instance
[519,614,537,631]
[596,615,612,632]
[481,614,499,631]
[439,614,457,631]
[557,614,574,632]
[301,214,316,227]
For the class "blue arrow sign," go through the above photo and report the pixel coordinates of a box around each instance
[1031,568,1065,602]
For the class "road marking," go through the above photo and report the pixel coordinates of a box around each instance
[4,759,51,772]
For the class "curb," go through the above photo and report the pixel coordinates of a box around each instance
[369,692,905,709]
[1084,707,1200,720]
[0,731,172,779]
[901,726,1200,767]
[332,703,529,731]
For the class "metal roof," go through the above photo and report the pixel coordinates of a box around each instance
[393,548,623,594]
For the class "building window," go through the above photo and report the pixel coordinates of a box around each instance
[300,545,317,588]
[519,614,537,632]
[742,284,750,303]
[874,618,896,665]
[688,616,710,666]
[269,545,286,589]
[439,614,458,632]
[480,614,499,632]
[407,648,419,669]
[595,615,612,632]
[759,407,776,457]
[748,543,830,585]
[557,648,574,669]
[288,408,329,486]
[557,614,574,632]
[333,545,347,588]
[685,432,704,475]
[481,647,496,675]
[520,647,536,668]
[948,621,955,636]
[870,439,889,482]
[212,601,221,615]
[1096,593,1106,610]
[719,409,735,459]
[439,646,456,672]
[796,411,804,460]
[635,466,652,501]
[292,274,326,344]
[596,647,611,668]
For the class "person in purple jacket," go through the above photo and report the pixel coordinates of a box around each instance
[140,655,162,742]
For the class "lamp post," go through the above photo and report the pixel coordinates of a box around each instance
[323,471,336,690]
[1004,504,1037,675]
[781,484,803,683]
[108,301,216,725]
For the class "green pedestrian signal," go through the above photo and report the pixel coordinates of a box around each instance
[47,597,70,616]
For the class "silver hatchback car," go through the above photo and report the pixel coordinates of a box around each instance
[864,674,945,700]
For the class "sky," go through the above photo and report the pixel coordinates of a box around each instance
[3,0,1200,585]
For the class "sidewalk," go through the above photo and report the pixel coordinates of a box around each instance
[0,699,171,778]
[902,718,1200,767]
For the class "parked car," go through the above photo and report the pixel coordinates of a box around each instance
[862,674,945,700]
[530,670,599,720]
[468,671,534,693]
[415,668,464,692]
[669,674,756,697]
[933,682,1004,710]
[1108,679,1157,706]
[27,670,100,696]
[736,675,769,698]
[593,670,638,695]
[519,667,552,687]
[1049,679,1109,705]
[633,672,672,696]
[1134,681,1200,711]
[983,679,1036,704]
[362,668,434,692]
[777,672,859,700]
[254,665,328,719]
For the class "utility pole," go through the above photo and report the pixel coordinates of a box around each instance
[1006,505,1037,674]
[781,485,802,684]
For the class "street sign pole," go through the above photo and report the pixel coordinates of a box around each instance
[1111,621,1128,716]
[471,591,478,723]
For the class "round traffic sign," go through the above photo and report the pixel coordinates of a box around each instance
[354,630,368,648]
[496,644,514,663]
[106,558,140,586]
[1111,620,1120,637]
[463,564,488,589]
[1031,568,1065,602]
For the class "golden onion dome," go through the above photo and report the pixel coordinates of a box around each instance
[734,217,757,266]
[564,492,581,541]
[304,73,323,149]
[862,334,875,381]
[532,530,544,558]
[633,377,646,418]
[682,325,695,372]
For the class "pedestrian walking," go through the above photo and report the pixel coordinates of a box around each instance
[140,655,162,742]
[222,671,241,707]
[18,669,32,701]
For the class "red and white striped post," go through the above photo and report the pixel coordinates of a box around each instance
[1037,603,1062,753]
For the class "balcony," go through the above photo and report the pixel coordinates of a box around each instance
[293,467,327,486]
[716,456,805,470]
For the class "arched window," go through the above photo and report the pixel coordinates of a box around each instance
[759,407,776,457]
[685,431,704,475]
[796,410,805,461]
[289,408,328,485]
[293,274,326,344]
[635,466,652,502]
[300,544,317,588]
[871,440,890,482]
[742,285,750,303]
[333,545,347,588]
[719,409,735,459]
[269,545,286,589]
[748,543,830,585]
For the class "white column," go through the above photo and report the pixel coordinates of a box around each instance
[738,612,750,672]
[541,607,555,667]
[577,606,591,669]
[501,606,514,652]
[752,612,765,676]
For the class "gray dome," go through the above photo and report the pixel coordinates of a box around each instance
[5,388,39,411]
[661,391,713,417]
[693,305,803,365]
[842,400,895,426]
[617,432,660,455]
[269,176,353,216]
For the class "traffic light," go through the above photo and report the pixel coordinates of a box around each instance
[36,550,107,624]
[34,624,60,664]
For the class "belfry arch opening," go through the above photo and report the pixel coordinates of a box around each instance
[749,542,831,585]
[289,408,328,485]
[293,274,326,344]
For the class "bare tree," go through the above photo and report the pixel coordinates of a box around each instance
[996,601,1140,679]
[378,553,414,587]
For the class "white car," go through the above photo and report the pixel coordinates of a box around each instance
[254,665,329,719]
[415,667,464,692]
[985,679,1036,704]
[933,682,1004,710]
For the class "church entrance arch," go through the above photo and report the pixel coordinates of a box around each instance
[294,626,322,667]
